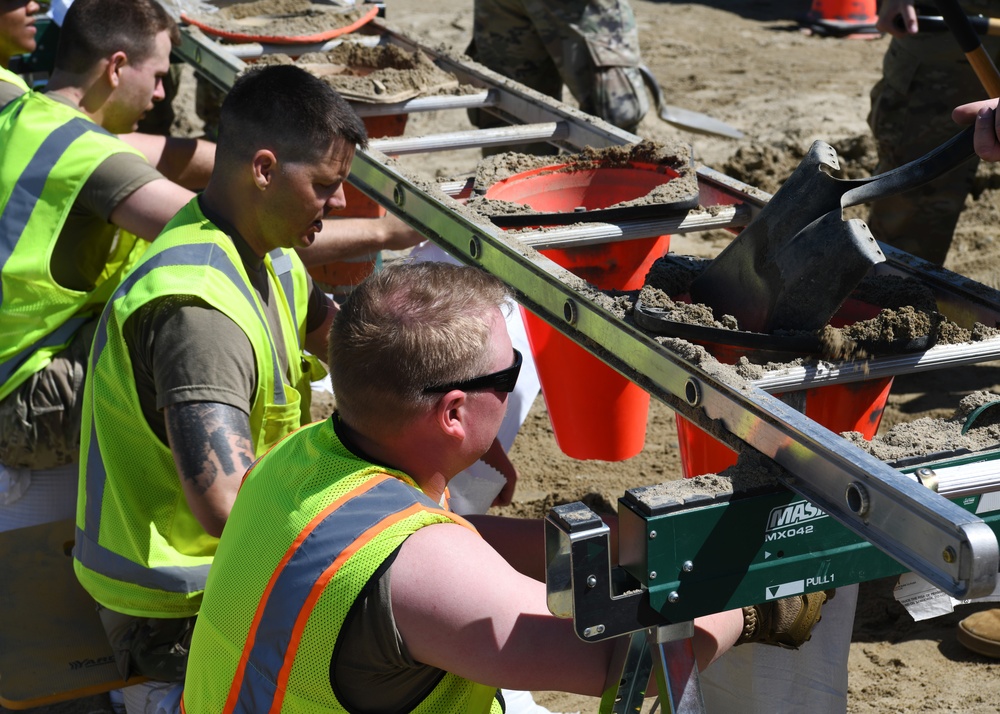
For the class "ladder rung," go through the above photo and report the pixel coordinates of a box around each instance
[352,91,494,117]
[370,122,567,154]
[516,205,750,249]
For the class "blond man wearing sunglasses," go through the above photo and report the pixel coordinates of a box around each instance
[180,261,830,714]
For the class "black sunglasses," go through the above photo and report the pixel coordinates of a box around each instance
[424,349,522,394]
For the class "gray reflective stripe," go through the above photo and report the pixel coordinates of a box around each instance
[0,315,88,385]
[269,251,293,275]
[0,116,112,311]
[91,241,287,404]
[79,241,290,589]
[231,476,441,712]
[74,526,212,593]
[268,250,299,343]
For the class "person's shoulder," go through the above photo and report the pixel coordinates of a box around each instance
[398,520,490,566]
[0,69,28,100]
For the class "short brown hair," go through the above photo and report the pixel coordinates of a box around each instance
[330,262,510,433]
[216,64,368,167]
[56,0,179,74]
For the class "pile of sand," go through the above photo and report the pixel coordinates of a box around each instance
[185,0,369,37]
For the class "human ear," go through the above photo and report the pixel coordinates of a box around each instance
[106,51,128,88]
[251,149,277,191]
[434,391,467,442]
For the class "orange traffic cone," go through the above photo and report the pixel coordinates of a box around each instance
[800,0,881,38]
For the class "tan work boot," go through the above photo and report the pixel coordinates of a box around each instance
[957,608,1000,658]
[736,590,833,649]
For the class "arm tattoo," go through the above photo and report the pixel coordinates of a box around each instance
[165,402,255,494]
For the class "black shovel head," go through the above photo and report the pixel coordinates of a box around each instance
[689,126,974,333]
[688,141,844,332]
[765,212,885,333]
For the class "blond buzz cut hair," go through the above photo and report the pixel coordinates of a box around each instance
[329,262,511,434]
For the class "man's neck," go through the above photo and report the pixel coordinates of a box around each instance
[201,180,269,259]
[45,76,101,123]
[335,414,450,505]
[46,67,117,128]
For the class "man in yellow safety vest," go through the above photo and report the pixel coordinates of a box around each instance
[181,260,832,713]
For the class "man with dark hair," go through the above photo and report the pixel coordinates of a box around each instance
[52,0,179,77]
[72,63,363,714]
[0,0,200,530]
[180,260,830,714]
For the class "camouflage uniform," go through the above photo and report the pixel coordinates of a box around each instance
[98,606,196,683]
[470,0,649,135]
[867,0,1000,265]
[0,320,96,470]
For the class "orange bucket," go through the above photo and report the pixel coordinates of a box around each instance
[486,162,681,460]
[675,298,894,477]
[801,0,880,37]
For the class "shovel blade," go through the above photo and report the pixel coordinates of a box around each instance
[688,140,842,330]
[638,64,745,140]
[656,103,745,140]
[766,212,885,333]
[689,208,884,333]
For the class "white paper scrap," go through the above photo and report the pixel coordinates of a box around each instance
[894,572,1000,621]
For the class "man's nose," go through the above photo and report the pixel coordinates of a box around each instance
[326,185,347,214]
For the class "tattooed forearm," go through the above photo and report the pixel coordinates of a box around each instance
[166,402,255,495]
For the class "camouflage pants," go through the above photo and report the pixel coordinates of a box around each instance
[0,320,96,470]
[471,0,649,133]
[867,0,1000,265]
[98,607,197,684]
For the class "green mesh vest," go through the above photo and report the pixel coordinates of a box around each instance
[181,419,503,714]
[0,91,146,400]
[74,198,322,618]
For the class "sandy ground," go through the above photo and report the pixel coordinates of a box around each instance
[9,1,1000,713]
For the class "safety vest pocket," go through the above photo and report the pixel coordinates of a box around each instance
[261,383,303,448]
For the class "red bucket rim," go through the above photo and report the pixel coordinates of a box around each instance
[483,160,680,199]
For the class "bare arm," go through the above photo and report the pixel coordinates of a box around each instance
[119,133,216,190]
[296,212,425,266]
[465,512,619,582]
[165,401,255,538]
[304,293,338,358]
[109,178,195,241]
[391,523,742,694]
[462,515,544,580]
[479,436,518,508]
